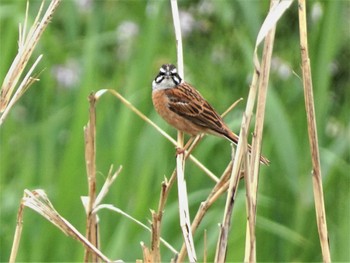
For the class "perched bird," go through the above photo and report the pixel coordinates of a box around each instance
[152,63,269,165]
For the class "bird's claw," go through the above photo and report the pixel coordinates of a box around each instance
[176,147,186,156]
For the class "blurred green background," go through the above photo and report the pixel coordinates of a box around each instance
[0,0,349,262]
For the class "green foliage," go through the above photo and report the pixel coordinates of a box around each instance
[0,0,349,262]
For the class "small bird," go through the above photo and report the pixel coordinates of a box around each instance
[152,64,269,165]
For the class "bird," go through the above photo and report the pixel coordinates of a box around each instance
[152,63,270,165]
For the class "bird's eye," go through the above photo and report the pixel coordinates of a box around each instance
[159,66,167,75]
[172,74,181,85]
[155,75,164,83]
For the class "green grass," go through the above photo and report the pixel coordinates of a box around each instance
[1,0,349,262]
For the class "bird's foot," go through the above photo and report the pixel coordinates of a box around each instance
[176,147,186,156]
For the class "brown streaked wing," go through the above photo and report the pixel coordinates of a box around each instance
[165,83,228,136]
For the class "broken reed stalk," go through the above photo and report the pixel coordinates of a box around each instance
[149,176,174,262]
[83,93,99,262]
[9,197,25,263]
[298,1,331,262]
[150,210,162,262]
[170,0,197,261]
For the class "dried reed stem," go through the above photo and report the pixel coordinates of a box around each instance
[215,14,263,263]
[83,93,99,262]
[215,145,245,263]
[298,1,331,261]
[245,0,279,260]
[149,179,171,261]
[244,2,292,261]
[241,68,261,262]
[214,1,293,261]
[150,210,162,262]
[9,196,25,263]
[214,28,268,262]
[171,0,197,261]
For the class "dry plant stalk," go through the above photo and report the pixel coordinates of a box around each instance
[141,242,153,263]
[243,1,292,261]
[0,0,61,126]
[83,93,99,262]
[177,160,235,261]
[298,0,331,261]
[177,142,245,260]
[9,195,25,263]
[148,178,173,261]
[9,189,111,263]
[150,211,162,262]
[215,144,245,263]
[214,1,293,261]
[170,0,197,261]
[244,0,283,261]
[245,16,276,263]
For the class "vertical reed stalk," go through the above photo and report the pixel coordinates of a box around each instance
[245,0,277,260]
[170,0,197,261]
[298,1,331,261]
[84,93,99,262]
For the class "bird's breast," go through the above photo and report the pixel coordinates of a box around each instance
[152,89,203,136]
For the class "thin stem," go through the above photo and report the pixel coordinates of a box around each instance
[298,1,331,261]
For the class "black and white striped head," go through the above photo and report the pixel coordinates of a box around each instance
[152,64,182,91]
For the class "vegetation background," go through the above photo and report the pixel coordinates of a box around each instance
[0,0,349,262]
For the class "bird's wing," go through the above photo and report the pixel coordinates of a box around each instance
[164,83,227,135]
